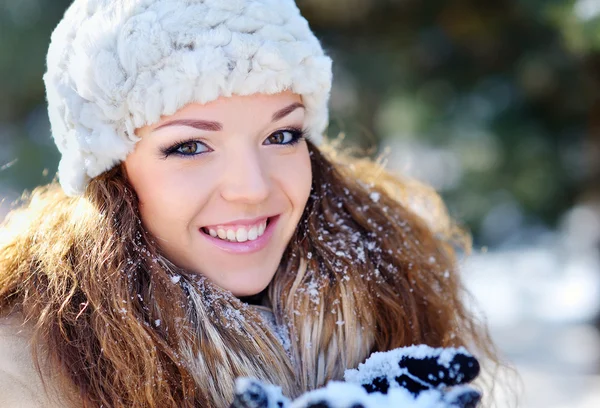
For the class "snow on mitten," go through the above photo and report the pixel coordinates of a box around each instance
[230,345,482,408]
[230,378,291,408]
[289,381,481,408]
[344,345,480,397]
[231,379,478,408]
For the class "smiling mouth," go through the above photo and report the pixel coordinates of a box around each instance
[201,217,273,243]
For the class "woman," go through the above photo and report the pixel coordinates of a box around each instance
[0,0,496,407]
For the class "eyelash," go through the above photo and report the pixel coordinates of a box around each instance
[160,127,307,159]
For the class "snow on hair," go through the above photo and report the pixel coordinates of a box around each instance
[0,143,498,407]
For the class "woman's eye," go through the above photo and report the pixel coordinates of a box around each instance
[264,129,303,145]
[172,141,208,156]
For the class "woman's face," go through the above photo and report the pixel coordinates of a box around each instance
[124,92,312,296]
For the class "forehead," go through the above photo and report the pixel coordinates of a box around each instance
[146,91,303,131]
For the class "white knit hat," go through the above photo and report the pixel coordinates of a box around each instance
[44,0,333,196]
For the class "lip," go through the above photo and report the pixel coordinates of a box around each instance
[200,215,280,254]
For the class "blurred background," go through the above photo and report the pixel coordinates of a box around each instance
[1,0,599,406]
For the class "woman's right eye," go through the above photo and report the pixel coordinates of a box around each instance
[164,141,210,157]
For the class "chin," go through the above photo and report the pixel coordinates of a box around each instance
[226,276,273,298]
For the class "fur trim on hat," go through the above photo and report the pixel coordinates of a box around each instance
[44,0,333,196]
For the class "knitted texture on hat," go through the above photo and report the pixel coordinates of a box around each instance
[44,0,333,196]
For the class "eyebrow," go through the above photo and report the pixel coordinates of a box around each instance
[272,102,305,122]
[154,119,223,132]
[152,102,305,133]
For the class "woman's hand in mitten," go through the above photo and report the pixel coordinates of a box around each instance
[230,379,480,408]
[230,345,482,408]
[230,378,290,408]
[345,345,480,397]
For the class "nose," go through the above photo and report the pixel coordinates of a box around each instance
[219,148,270,204]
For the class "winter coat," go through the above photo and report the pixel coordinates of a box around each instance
[0,306,283,408]
[0,312,482,408]
[0,314,80,408]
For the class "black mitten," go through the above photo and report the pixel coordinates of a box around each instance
[443,386,482,408]
[345,345,480,397]
[230,345,483,408]
[230,377,480,408]
[230,378,290,408]
[397,348,480,390]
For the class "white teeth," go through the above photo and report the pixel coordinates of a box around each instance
[206,218,270,243]
[248,226,258,241]
[236,228,248,242]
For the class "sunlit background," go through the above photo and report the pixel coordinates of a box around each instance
[1,1,599,406]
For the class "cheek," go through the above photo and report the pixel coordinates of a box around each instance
[298,148,313,205]
[272,145,312,211]
[125,158,206,239]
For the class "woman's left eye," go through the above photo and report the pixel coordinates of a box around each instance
[263,129,304,146]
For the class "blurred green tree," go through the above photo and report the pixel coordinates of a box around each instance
[301,0,599,245]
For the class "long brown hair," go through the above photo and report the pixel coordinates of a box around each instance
[0,141,497,407]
